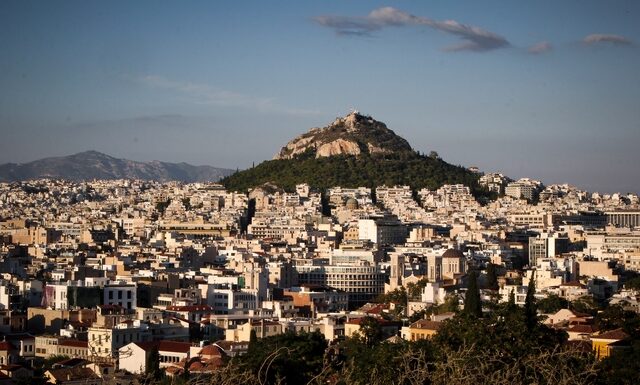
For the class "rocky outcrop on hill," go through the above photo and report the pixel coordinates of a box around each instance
[274,112,413,160]
[316,139,361,158]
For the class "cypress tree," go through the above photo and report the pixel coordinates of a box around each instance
[146,345,161,379]
[464,271,482,318]
[524,273,538,330]
[508,288,516,308]
[486,263,499,290]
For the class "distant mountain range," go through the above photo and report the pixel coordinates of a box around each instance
[222,112,483,194]
[0,151,234,182]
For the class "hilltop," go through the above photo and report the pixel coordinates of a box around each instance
[275,112,413,159]
[223,112,482,193]
[0,151,234,182]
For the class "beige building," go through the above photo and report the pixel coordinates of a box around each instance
[36,336,90,359]
[225,320,283,342]
[88,320,151,360]
[35,336,59,358]
[401,319,442,341]
[344,317,400,339]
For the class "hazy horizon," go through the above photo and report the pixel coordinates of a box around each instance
[1,1,639,194]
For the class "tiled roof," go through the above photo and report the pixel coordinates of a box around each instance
[346,317,399,327]
[53,358,88,368]
[592,328,629,341]
[0,364,25,372]
[567,324,596,334]
[199,344,223,357]
[409,320,442,331]
[47,367,98,382]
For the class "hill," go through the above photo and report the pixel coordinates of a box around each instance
[223,112,482,193]
[0,151,234,182]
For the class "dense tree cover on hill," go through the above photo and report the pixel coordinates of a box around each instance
[221,151,485,197]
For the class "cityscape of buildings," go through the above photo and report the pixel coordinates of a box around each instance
[0,175,638,383]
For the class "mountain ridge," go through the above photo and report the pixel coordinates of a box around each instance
[0,151,234,182]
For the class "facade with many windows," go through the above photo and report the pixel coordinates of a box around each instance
[296,263,385,307]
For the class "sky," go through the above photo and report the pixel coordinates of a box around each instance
[1,1,639,193]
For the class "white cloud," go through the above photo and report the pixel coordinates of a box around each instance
[528,41,552,54]
[583,34,632,46]
[313,7,509,52]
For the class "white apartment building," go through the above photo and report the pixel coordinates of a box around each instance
[358,216,406,245]
[296,262,385,306]
[104,282,137,310]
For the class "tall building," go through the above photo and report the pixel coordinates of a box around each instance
[358,215,407,245]
[505,178,543,201]
[528,233,569,266]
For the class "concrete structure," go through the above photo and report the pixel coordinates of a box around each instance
[528,233,569,266]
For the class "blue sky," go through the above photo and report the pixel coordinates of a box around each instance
[1,1,639,193]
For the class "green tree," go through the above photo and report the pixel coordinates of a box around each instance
[571,295,599,316]
[597,340,640,385]
[624,276,640,293]
[438,293,460,314]
[249,329,258,344]
[155,199,170,214]
[464,271,482,318]
[595,304,640,335]
[508,288,516,308]
[524,274,537,331]
[537,293,568,314]
[406,278,429,299]
[238,331,327,385]
[358,316,384,347]
[486,263,499,290]
[146,345,161,379]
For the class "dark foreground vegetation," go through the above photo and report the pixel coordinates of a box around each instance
[147,296,640,385]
